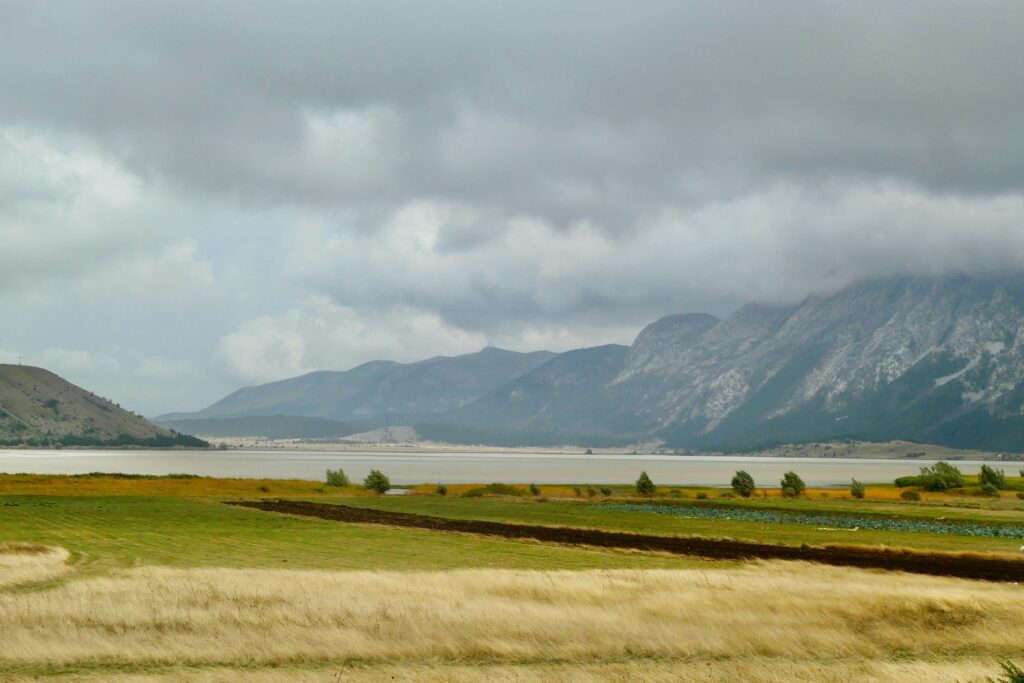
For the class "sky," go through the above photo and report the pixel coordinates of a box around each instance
[3,1,1024,415]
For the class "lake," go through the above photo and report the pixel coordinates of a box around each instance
[1,449,1021,487]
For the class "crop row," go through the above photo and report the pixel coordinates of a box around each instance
[598,503,1024,539]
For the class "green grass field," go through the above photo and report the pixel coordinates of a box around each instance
[0,495,710,573]
[340,493,1024,554]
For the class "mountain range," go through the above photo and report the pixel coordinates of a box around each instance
[158,273,1024,453]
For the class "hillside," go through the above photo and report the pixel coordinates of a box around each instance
[163,347,556,422]
[0,365,207,448]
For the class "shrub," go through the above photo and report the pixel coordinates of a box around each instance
[635,471,655,496]
[1017,492,1024,500]
[529,482,540,496]
[719,491,734,499]
[918,461,964,491]
[988,660,1024,683]
[981,483,1000,496]
[979,464,1007,490]
[901,490,921,501]
[585,485,597,498]
[463,483,526,497]
[731,470,756,497]
[599,486,612,496]
[572,485,582,497]
[258,484,270,492]
[435,482,447,496]
[780,471,805,498]
[363,469,390,493]
[325,468,350,487]
[850,479,865,499]
[696,491,708,500]
[894,475,921,488]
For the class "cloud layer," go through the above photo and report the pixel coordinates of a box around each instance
[2,1,1024,411]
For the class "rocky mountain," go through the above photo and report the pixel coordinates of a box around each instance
[0,365,207,447]
[429,273,1024,452]
[164,273,1024,452]
[162,347,556,422]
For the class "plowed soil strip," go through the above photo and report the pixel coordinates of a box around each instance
[229,500,1024,582]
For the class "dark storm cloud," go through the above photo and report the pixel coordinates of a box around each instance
[4,0,1024,214]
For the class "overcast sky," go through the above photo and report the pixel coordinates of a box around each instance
[3,1,1024,415]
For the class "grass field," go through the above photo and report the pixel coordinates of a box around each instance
[342,492,1024,554]
[2,473,1023,681]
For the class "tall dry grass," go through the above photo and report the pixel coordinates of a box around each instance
[0,542,70,589]
[1,557,1022,681]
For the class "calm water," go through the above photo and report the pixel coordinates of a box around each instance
[1,449,1022,487]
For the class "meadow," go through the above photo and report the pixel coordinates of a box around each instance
[1,472,1023,681]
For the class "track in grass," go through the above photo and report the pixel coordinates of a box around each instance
[233,500,1024,582]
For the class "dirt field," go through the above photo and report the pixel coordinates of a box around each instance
[233,500,1024,581]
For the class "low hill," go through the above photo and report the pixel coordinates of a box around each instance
[156,415,363,439]
[0,364,207,448]
[162,346,556,422]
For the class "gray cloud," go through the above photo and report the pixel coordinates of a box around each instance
[3,1,1024,409]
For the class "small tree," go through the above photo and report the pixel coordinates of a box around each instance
[918,461,964,491]
[635,471,655,496]
[325,468,350,487]
[730,470,756,497]
[849,478,865,499]
[599,486,612,496]
[529,482,540,496]
[435,482,448,496]
[979,464,1007,490]
[364,469,390,493]
[780,471,805,498]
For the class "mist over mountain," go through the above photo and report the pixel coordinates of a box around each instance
[169,273,1024,453]
[159,347,555,422]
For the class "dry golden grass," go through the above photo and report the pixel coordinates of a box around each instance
[1,556,1022,681]
[0,474,373,498]
[0,542,71,589]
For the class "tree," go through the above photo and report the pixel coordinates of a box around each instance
[780,471,805,498]
[635,471,655,495]
[918,461,964,491]
[324,468,349,487]
[435,482,447,496]
[849,479,865,499]
[979,464,1007,490]
[529,482,540,496]
[730,470,756,497]
[364,469,390,493]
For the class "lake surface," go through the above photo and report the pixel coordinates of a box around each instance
[1,449,1022,487]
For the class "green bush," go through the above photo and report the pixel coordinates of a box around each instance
[599,486,612,496]
[324,468,350,487]
[981,483,1000,496]
[635,471,655,496]
[780,471,805,498]
[529,482,540,496]
[988,660,1024,683]
[918,461,964,491]
[435,482,447,496]
[1017,492,1024,500]
[730,470,756,498]
[849,479,865,499]
[696,491,708,500]
[363,469,390,493]
[901,490,921,501]
[463,482,526,497]
[979,464,1007,490]
[585,485,597,498]
[572,485,582,497]
[894,475,921,488]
